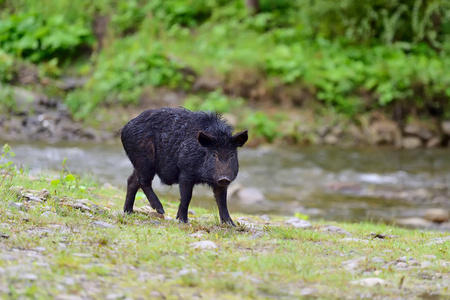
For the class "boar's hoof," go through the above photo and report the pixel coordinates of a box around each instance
[156,207,165,215]
[223,220,236,227]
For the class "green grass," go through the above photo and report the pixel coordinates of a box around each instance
[0,168,449,299]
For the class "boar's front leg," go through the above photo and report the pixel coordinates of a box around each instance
[176,178,194,224]
[213,187,235,226]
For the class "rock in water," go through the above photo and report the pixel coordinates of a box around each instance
[424,208,449,223]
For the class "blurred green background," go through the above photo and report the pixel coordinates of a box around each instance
[1,0,449,143]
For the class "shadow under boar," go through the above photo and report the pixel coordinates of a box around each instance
[120,107,248,226]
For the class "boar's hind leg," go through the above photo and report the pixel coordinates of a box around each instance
[124,170,140,213]
[176,179,194,223]
[213,187,235,226]
[134,159,165,215]
[141,184,165,215]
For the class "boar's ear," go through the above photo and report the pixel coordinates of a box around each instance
[198,131,214,148]
[232,130,248,147]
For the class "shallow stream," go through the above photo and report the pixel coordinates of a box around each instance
[5,141,450,223]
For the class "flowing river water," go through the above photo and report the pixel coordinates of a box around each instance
[4,141,450,223]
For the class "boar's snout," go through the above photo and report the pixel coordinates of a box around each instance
[217,177,231,187]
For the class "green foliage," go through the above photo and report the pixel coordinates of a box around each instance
[0,144,17,188]
[146,0,218,28]
[184,90,244,113]
[0,144,15,171]
[65,38,193,120]
[244,111,279,143]
[0,50,15,82]
[0,84,16,114]
[265,40,450,115]
[49,158,84,192]
[0,12,93,62]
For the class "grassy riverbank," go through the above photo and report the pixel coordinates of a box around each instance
[0,157,449,299]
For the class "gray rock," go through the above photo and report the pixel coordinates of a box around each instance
[178,268,198,276]
[235,187,268,205]
[350,278,387,287]
[425,236,450,246]
[260,214,270,221]
[28,196,43,203]
[73,202,91,212]
[8,202,25,211]
[395,217,433,228]
[34,262,50,268]
[285,218,312,229]
[341,238,369,243]
[324,134,338,145]
[404,124,433,140]
[102,182,114,189]
[369,120,401,146]
[189,231,207,238]
[190,241,218,250]
[41,211,56,217]
[396,262,408,269]
[72,253,92,257]
[342,257,366,271]
[19,273,38,281]
[402,137,422,149]
[148,291,165,299]
[58,76,89,91]
[321,225,351,236]
[63,277,76,285]
[426,136,442,148]
[105,293,125,300]
[421,261,433,268]
[32,247,46,252]
[398,256,415,263]
[0,254,17,261]
[424,208,449,223]
[300,288,317,296]
[56,295,83,300]
[441,120,450,135]
[371,257,385,263]
[92,221,115,228]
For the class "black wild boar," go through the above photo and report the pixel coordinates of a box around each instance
[120,107,248,226]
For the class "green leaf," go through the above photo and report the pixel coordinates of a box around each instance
[51,179,60,187]
[64,174,76,182]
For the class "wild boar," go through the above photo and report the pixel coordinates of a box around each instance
[121,107,248,226]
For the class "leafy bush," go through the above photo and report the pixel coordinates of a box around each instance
[265,39,450,115]
[0,50,14,82]
[0,12,93,62]
[184,89,244,113]
[66,38,193,120]
[244,111,279,142]
[0,84,16,114]
[303,0,450,47]
[147,0,218,28]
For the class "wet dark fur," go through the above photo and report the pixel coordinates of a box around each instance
[121,107,248,225]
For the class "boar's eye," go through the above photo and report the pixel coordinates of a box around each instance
[212,152,219,158]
